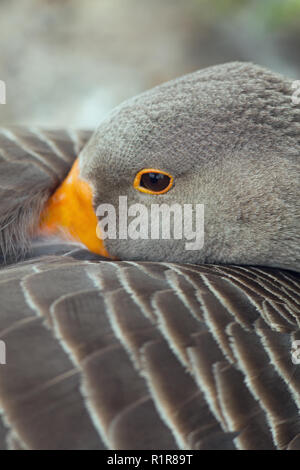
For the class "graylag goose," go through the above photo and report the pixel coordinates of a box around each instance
[0,62,299,450]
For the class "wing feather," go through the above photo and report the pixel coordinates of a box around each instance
[0,127,92,260]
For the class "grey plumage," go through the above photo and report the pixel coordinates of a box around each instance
[0,247,299,450]
[81,62,300,270]
[0,62,299,450]
[0,127,91,262]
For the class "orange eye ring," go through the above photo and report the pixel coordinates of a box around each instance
[133,168,174,195]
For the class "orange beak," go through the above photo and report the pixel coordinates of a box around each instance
[39,159,110,257]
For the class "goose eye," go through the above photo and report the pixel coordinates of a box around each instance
[134,169,174,195]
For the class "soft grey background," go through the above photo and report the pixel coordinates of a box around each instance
[0,0,300,128]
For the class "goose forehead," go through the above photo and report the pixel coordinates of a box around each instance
[80,61,298,184]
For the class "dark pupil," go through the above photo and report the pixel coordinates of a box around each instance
[140,172,170,192]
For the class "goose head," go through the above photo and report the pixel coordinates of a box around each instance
[40,62,300,271]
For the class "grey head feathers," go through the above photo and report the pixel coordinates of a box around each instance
[80,61,300,271]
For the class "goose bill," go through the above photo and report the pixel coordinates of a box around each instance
[39,159,110,258]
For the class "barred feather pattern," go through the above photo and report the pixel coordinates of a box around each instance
[0,128,299,450]
[0,247,299,449]
[0,127,92,261]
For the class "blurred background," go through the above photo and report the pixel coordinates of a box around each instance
[0,0,300,128]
